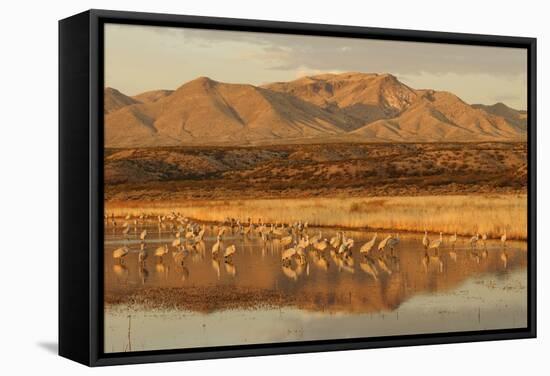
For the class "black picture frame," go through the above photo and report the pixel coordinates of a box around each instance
[59,9,537,367]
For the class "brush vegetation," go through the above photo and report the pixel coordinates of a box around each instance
[106,194,527,240]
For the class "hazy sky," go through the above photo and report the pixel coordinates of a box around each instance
[105,23,528,109]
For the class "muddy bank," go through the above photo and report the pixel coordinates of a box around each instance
[104,285,400,314]
[105,286,288,312]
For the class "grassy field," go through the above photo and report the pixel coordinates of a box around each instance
[105,194,527,240]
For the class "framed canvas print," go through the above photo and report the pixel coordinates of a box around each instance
[59,9,536,366]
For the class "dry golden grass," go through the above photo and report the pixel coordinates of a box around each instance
[106,194,527,240]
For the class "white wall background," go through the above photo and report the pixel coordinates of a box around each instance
[0,0,546,374]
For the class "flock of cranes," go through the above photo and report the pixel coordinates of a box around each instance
[108,212,511,280]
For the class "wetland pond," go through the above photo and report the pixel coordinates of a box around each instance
[104,222,527,353]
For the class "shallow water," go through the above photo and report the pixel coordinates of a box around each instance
[104,221,527,353]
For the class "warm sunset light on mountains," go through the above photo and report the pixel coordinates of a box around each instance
[104,72,527,147]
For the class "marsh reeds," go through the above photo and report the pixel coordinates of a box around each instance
[105,194,527,240]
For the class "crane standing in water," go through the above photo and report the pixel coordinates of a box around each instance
[428,232,443,253]
[360,233,377,255]
[378,234,392,251]
[138,243,147,265]
[422,230,430,250]
[470,233,479,250]
[140,229,147,242]
[449,232,457,250]
[113,246,129,264]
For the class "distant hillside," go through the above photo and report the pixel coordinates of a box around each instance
[104,72,527,147]
[472,102,527,129]
[132,89,174,104]
[104,87,140,115]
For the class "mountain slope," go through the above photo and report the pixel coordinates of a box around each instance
[472,102,528,129]
[104,87,140,114]
[264,72,418,128]
[104,73,527,147]
[132,89,174,104]
[105,77,351,147]
[352,90,526,141]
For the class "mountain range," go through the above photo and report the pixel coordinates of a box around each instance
[104,72,527,147]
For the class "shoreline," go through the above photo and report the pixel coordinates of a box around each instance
[104,194,528,240]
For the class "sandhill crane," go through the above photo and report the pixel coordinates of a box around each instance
[138,243,147,265]
[224,245,236,259]
[337,242,347,255]
[212,235,222,256]
[140,229,147,241]
[272,226,284,237]
[172,237,181,248]
[482,233,488,248]
[122,225,130,239]
[154,244,169,262]
[330,232,342,249]
[310,231,322,245]
[280,235,293,248]
[360,233,378,255]
[314,238,329,252]
[422,230,430,250]
[338,238,354,254]
[298,235,309,249]
[378,234,392,251]
[470,233,479,249]
[386,233,400,253]
[281,247,296,261]
[449,232,457,249]
[195,227,206,242]
[428,232,443,252]
[173,250,188,266]
[501,230,507,248]
[295,247,307,265]
[194,239,206,254]
[112,246,129,263]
